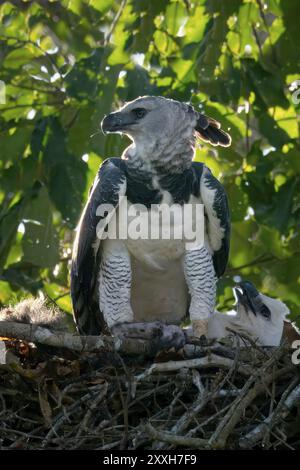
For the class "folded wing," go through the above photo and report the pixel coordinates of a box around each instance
[192,162,230,277]
[71,158,127,334]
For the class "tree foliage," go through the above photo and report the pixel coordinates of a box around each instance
[0,0,299,323]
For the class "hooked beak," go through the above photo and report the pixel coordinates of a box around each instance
[101,111,135,134]
[234,281,260,316]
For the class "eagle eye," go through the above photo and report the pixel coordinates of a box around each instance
[133,108,147,119]
[260,304,271,319]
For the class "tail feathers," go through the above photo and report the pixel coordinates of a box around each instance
[70,274,104,335]
[72,292,103,335]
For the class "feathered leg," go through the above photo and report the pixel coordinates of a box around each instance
[183,246,216,337]
[99,239,134,328]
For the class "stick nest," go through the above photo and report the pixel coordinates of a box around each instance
[0,333,299,450]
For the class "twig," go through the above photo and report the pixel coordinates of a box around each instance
[136,355,252,382]
[227,254,276,273]
[105,0,127,45]
[209,352,294,449]
[240,382,300,448]
[144,422,211,449]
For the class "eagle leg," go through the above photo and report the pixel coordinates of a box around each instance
[99,240,134,327]
[183,246,217,337]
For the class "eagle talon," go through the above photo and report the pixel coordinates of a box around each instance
[151,324,186,352]
[198,334,209,347]
[110,322,186,351]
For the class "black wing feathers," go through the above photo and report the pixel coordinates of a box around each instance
[71,158,126,334]
[192,163,230,278]
[205,170,230,277]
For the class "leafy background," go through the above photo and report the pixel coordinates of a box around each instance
[0,0,299,324]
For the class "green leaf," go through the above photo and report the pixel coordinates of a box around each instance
[42,118,87,226]
[21,185,59,268]
[1,125,33,163]
[0,198,25,269]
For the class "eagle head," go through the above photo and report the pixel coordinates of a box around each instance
[101,95,231,171]
[233,280,289,345]
[101,96,198,169]
[101,96,196,140]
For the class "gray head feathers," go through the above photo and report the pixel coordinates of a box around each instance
[101,95,231,173]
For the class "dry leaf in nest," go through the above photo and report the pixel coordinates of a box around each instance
[46,357,81,378]
[0,338,30,358]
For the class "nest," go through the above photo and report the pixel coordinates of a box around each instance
[0,329,299,450]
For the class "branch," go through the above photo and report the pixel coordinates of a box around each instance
[104,0,127,45]
[0,102,63,113]
[136,355,252,382]
[239,382,300,448]
[0,35,63,80]
[0,321,151,355]
[227,253,276,273]
[208,347,294,448]
[143,422,210,449]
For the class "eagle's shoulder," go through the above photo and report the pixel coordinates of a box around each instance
[89,157,127,204]
[97,156,127,181]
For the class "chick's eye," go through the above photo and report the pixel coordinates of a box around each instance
[260,305,271,319]
[133,108,147,119]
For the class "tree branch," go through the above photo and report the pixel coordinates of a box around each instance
[143,422,210,449]
[0,321,150,355]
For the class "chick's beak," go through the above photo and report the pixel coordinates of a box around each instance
[234,281,260,316]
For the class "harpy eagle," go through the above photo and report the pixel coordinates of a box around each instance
[207,281,289,346]
[70,96,231,339]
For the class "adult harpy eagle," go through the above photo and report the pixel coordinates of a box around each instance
[71,96,231,339]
